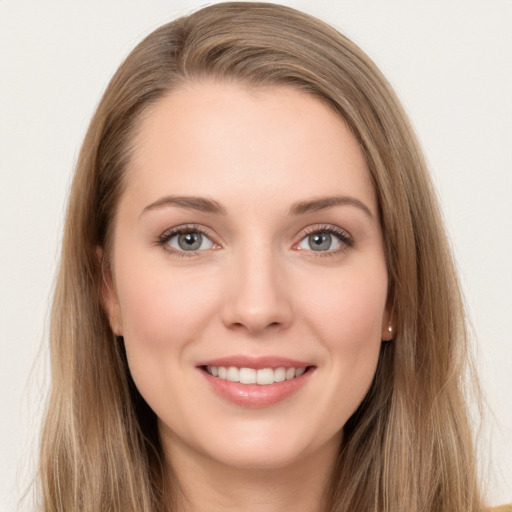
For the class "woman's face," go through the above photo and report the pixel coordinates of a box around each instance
[104,80,391,471]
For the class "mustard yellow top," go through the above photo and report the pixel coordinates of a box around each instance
[492,506,512,512]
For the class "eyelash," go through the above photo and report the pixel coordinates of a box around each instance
[156,224,353,257]
[297,224,354,257]
[157,224,216,258]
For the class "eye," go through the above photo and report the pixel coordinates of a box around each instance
[159,226,217,254]
[295,226,352,253]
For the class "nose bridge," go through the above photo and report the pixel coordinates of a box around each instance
[221,239,293,333]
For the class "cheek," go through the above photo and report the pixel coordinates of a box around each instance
[304,267,387,422]
[113,257,224,416]
[113,251,222,354]
[301,263,388,349]
[299,260,387,400]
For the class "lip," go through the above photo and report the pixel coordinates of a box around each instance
[197,355,316,408]
[197,355,313,370]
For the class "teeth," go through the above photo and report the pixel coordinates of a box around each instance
[206,366,307,385]
[226,367,239,382]
[256,368,274,385]
[274,367,286,383]
[239,367,256,384]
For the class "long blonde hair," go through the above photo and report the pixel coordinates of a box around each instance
[40,3,485,511]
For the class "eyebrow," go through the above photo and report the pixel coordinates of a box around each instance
[140,194,373,219]
[140,196,227,217]
[288,195,374,219]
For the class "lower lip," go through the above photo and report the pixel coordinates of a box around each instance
[199,368,314,408]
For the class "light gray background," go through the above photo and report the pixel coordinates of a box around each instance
[1,1,511,509]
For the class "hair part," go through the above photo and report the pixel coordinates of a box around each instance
[40,3,485,511]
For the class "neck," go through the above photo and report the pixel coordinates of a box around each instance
[161,431,341,512]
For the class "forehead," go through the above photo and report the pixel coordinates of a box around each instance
[124,80,377,216]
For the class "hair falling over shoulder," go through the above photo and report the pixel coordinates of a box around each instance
[39,3,487,511]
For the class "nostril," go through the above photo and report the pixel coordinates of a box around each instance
[227,320,283,332]
[230,322,246,330]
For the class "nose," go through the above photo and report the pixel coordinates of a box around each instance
[220,246,294,335]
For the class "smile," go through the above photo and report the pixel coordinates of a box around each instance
[198,356,315,407]
[205,366,307,385]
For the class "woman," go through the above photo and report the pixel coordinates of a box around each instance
[38,2,497,511]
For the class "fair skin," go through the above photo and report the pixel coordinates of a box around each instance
[104,80,392,512]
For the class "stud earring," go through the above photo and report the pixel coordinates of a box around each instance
[382,325,394,343]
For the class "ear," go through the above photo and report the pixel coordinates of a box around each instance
[381,300,396,342]
[96,246,123,336]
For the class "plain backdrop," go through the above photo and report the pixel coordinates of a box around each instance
[1,1,511,510]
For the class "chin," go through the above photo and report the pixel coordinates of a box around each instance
[186,416,342,472]
[202,439,316,471]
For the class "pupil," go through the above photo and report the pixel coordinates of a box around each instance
[309,233,331,251]
[179,232,202,250]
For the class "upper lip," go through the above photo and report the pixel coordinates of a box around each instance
[197,355,314,370]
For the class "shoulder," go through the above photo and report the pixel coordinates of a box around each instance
[491,506,512,512]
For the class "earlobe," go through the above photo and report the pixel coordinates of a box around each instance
[382,324,394,342]
[96,246,123,336]
[381,303,396,342]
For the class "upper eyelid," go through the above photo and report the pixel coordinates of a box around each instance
[300,224,349,234]
[157,225,219,256]
[296,224,352,240]
[293,224,354,253]
[159,224,216,239]
[157,223,352,249]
